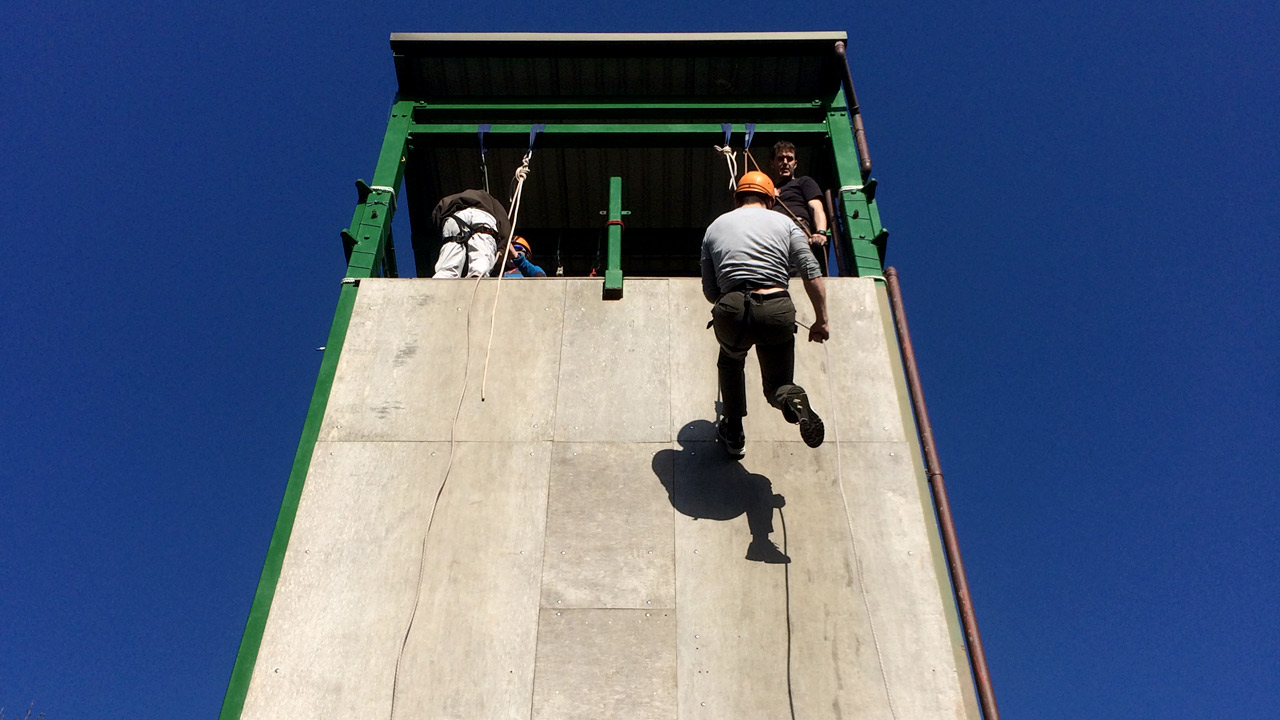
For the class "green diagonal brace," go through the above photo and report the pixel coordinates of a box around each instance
[604,176,624,299]
[345,100,413,279]
[826,89,887,277]
[220,281,358,719]
[220,98,414,720]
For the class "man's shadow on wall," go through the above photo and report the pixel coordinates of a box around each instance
[652,419,790,563]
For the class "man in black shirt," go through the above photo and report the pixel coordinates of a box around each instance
[768,141,829,255]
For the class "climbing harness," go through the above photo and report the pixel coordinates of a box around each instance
[441,213,502,277]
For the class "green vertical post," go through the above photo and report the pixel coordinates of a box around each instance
[344,99,414,279]
[826,89,888,276]
[219,99,414,720]
[603,176,624,299]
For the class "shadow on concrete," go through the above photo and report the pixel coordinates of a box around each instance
[653,419,787,562]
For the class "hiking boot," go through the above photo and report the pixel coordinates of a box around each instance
[717,419,745,458]
[787,392,825,448]
[746,537,790,564]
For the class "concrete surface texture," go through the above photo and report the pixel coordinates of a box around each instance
[240,277,981,719]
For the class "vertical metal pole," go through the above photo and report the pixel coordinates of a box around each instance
[825,88,886,277]
[603,175,624,299]
[345,100,413,279]
[884,267,1001,720]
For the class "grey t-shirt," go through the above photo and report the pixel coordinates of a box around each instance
[700,206,822,302]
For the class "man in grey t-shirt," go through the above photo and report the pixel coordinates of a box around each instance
[701,171,830,470]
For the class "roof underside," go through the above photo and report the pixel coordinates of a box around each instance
[391,32,848,100]
[389,33,852,277]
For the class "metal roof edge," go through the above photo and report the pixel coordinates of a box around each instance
[390,31,847,43]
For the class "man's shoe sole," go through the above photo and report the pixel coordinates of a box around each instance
[790,396,825,448]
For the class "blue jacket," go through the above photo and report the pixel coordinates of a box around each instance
[503,255,547,278]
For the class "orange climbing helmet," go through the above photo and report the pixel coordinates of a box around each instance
[512,235,532,254]
[735,171,776,204]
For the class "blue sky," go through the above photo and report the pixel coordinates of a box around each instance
[2,1,1277,717]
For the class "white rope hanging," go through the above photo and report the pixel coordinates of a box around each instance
[715,143,738,190]
[480,149,534,400]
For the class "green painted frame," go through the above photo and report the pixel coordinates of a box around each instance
[224,80,886,716]
[218,100,411,719]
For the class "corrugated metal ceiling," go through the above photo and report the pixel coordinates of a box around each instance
[390,33,849,276]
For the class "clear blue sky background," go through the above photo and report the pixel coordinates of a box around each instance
[2,1,1276,717]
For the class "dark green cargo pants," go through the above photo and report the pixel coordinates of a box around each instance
[711,290,806,420]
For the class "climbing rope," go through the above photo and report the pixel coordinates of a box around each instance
[780,507,797,720]
[480,124,543,400]
[389,269,485,720]
[714,123,738,190]
[391,124,543,716]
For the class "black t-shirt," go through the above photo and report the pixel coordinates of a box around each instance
[773,175,822,231]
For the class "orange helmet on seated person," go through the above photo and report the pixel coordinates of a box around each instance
[735,171,776,206]
[511,235,532,255]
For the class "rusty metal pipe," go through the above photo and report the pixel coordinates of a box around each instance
[833,41,873,179]
[883,267,1001,720]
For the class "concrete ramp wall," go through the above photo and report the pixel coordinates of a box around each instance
[240,277,980,719]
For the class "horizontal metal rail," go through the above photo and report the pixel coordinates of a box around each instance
[408,122,829,135]
[413,101,824,112]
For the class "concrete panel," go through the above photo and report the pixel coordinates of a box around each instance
[670,441,793,719]
[531,608,676,720]
[832,441,974,720]
[246,277,979,720]
[667,281,723,442]
[541,442,675,609]
[392,441,552,719]
[555,279,671,442]
[817,279,911,443]
[671,438,970,719]
[665,278,907,447]
[242,441,450,718]
[320,278,564,443]
[242,440,551,719]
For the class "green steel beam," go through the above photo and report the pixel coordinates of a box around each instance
[221,99,415,719]
[826,89,886,277]
[604,176,624,299]
[345,100,414,279]
[408,122,828,135]
[414,100,823,112]
[220,281,359,719]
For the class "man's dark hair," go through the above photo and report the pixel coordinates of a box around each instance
[771,140,796,159]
